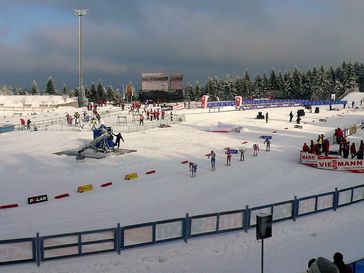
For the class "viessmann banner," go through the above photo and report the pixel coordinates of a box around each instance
[300,152,364,173]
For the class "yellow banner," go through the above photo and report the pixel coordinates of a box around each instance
[78,184,93,193]
[125,172,138,180]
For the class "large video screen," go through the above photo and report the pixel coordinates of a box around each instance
[141,73,169,91]
[170,73,183,90]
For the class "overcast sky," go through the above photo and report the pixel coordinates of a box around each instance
[1,0,364,90]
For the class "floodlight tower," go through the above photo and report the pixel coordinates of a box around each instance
[74,9,88,107]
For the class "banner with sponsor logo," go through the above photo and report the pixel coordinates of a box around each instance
[201,95,209,109]
[300,152,364,173]
[27,194,48,204]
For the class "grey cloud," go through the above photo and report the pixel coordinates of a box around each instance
[1,0,364,89]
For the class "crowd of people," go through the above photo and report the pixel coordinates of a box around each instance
[334,127,364,159]
[302,128,364,159]
[127,100,177,125]
[65,109,103,130]
[302,134,330,156]
[303,252,352,273]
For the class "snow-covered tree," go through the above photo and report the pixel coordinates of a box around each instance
[74,88,80,98]
[291,68,303,99]
[14,87,24,95]
[253,74,264,98]
[0,85,12,95]
[333,80,344,97]
[84,85,91,99]
[46,77,56,94]
[241,71,253,98]
[31,80,40,95]
[283,72,293,98]
[62,83,70,97]
[311,66,331,100]
[96,79,106,101]
[45,76,56,95]
[106,85,116,102]
[184,83,194,100]
[269,69,279,90]
[193,81,202,100]
[205,76,219,99]
[342,62,358,91]
[89,83,97,102]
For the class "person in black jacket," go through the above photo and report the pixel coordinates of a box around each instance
[333,252,352,273]
[289,111,294,122]
[26,119,31,130]
[113,132,124,148]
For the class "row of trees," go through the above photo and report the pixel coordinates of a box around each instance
[1,61,363,102]
[184,61,364,101]
[0,77,123,104]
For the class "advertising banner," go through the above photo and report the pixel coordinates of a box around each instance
[234,96,243,107]
[141,73,168,92]
[28,194,48,204]
[300,152,364,173]
[201,95,209,109]
[170,73,183,90]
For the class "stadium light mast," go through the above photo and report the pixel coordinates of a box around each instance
[74,9,88,107]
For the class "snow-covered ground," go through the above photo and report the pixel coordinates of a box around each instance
[1,93,364,273]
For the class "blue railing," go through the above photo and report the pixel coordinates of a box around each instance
[350,258,364,273]
[0,183,363,266]
[205,99,347,109]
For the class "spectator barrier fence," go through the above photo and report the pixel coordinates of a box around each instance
[1,183,364,266]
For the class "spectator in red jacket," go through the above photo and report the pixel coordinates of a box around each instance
[350,143,357,159]
[302,143,310,152]
[20,118,26,130]
[310,140,316,154]
[323,138,330,156]
[335,127,344,144]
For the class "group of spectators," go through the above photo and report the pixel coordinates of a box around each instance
[19,118,32,130]
[302,128,364,160]
[145,109,167,121]
[338,139,364,159]
[303,252,352,273]
[334,127,364,159]
[137,110,174,126]
[302,134,330,156]
[333,127,364,159]
[66,110,102,130]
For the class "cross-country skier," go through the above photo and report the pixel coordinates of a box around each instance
[208,150,216,170]
[264,139,271,151]
[239,149,245,161]
[226,149,232,166]
[253,144,259,156]
[189,162,197,177]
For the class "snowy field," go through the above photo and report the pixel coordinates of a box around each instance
[1,93,364,273]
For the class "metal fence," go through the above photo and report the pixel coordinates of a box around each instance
[1,183,364,266]
[116,114,186,133]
